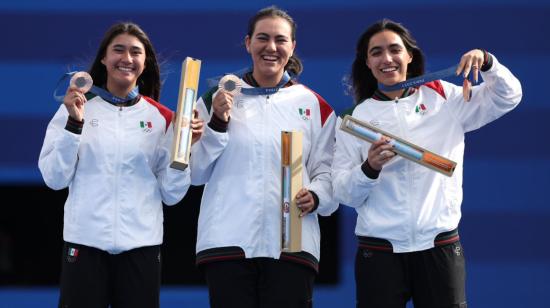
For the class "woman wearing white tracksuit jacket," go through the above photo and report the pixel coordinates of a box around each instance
[190,6,337,308]
[38,22,203,308]
[332,19,522,307]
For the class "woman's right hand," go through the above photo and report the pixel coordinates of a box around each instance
[63,87,87,122]
[366,137,395,171]
[212,90,233,122]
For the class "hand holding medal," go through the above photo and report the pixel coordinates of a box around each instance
[455,49,486,102]
[64,72,93,122]
[377,49,487,102]
[212,74,241,122]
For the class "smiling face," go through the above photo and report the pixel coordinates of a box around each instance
[366,30,413,87]
[101,33,146,97]
[245,16,296,87]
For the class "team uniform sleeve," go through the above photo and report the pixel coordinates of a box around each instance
[305,110,338,216]
[331,115,380,209]
[189,95,229,185]
[38,105,81,190]
[444,54,523,133]
[153,119,191,206]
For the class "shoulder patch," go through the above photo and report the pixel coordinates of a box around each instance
[302,86,334,127]
[142,96,173,132]
[422,80,446,99]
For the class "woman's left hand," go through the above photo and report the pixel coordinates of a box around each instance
[456,49,485,83]
[295,188,315,217]
[190,109,204,145]
[456,49,485,102]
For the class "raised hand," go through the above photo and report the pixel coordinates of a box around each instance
[212,90,233,122]
[63,87,87,121]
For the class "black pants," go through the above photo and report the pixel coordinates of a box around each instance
[355,241,467,308]
[58,242,161,308]
[202,258,315,308]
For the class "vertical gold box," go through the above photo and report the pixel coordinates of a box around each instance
[170,57,201,170]
[281,131,303,252]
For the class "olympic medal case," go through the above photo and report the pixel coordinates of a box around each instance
[340,115,456,177]
[281,131,303,252]
[170,57,201,170]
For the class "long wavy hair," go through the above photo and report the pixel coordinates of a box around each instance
[351,19,425,103]
[88,22,161,101]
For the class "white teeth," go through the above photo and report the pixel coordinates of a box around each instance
[117,66,133,72]
[381,67,397,73]
[262,56,278,61]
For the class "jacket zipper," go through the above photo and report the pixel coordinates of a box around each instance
[260,95,270,253]
[113,106,123,250]
[393,97,416,248]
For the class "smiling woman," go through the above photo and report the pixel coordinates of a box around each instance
[332,19,523,308]
[365,30,413,99]
[37,22,204,308]
[245,14,296,87]
[100,34,146,98]
[88,23,161,103]
[189,6,338,308]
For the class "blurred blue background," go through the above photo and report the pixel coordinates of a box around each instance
[1,0,549,307]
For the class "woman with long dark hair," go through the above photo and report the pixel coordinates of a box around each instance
[333,19,522,307]
[39,22,203,307]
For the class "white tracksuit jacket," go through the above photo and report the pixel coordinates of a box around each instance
[332,55,522,253]
[39,95,191,254]
[191,80,338,262]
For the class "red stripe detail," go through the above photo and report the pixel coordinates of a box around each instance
[421,80,446,99]
[302,86,333,127]
[358,244,393,251]
[280,255,318,271]
[196,253,245,264]
[142,96,173,132]
[434,235,460,246]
